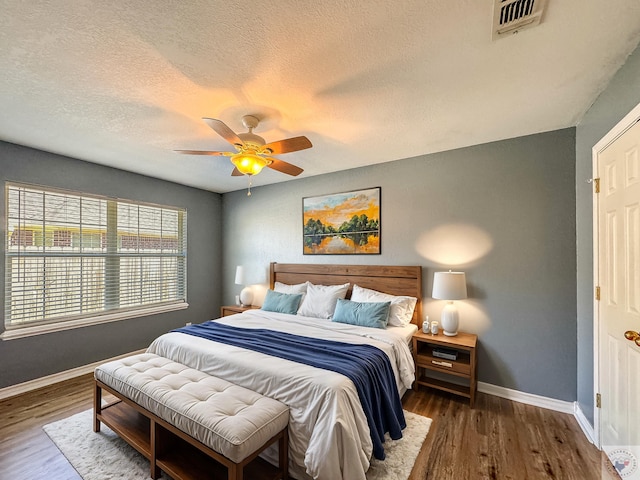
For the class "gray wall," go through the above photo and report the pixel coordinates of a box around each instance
[575,44,640,424]
[222,129,577,401]
[0,141,223,389]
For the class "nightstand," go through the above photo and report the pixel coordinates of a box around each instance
[220,305,259,317]
[412,330,478,407]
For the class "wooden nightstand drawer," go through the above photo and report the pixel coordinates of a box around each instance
[421,357,470,375]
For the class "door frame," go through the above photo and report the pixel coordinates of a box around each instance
[591,100,640,449]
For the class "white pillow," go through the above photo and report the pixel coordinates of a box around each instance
[297,282,350,319]
[274,281,308,294]
[350,284,417,326]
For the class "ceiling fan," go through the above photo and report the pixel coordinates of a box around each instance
[175,115,312,179]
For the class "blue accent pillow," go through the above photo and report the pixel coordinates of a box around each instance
[261,289,303,315]
[332,298,391,329]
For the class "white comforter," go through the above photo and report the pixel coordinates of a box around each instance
[147,309,415,480]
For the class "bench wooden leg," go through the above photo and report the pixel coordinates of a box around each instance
[228,462,241,480]
[93,381,101,433]
[150,420,162,480]
[280,428,289,480]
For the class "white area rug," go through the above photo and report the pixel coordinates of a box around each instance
[44,409,431,480]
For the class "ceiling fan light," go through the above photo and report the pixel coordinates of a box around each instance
[231,153,268,175]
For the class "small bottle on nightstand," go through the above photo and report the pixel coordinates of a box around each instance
[431,321,439,335]
[422,315,429,333]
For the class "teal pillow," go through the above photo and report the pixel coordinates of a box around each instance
[332,298,391,329]
[261,289,303,315]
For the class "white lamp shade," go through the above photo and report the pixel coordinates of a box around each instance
[432,271,467,300]
[235,266,245,285]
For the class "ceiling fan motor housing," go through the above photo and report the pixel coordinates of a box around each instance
[237,132,266,150]
[238,115,268,151]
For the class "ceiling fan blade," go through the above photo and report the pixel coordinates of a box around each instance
[174,149,229,156]
[203,118,244,147]
[263,136,312,155]
[266,157,304,176]
[231,167,243,176]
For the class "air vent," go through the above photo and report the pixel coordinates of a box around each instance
[492,0,547,40]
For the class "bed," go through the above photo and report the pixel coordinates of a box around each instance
[147,263,422,480]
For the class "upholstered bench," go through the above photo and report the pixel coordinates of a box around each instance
[94,353,289,480]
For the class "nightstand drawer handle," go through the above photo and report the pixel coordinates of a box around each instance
[432,360,453,368]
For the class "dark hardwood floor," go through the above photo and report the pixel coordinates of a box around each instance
[0,374,616,480]
[403,389,617,480]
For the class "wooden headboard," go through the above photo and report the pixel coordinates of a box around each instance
[269,263,423,327]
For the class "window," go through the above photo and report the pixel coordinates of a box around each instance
[4,183,187,334]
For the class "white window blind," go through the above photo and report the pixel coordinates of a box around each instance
[5,183,187,330]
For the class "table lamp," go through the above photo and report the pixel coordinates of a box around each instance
[235,266,253,306]
[432,270,467,336]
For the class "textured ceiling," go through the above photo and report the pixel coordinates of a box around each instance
[1,0,640,193]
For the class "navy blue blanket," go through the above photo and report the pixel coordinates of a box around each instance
[173,321,405,460]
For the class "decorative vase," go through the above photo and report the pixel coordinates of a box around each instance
[440,302,459,336]
[239,287,253,307]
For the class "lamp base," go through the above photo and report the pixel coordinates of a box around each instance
[239,287,253,307]
[441,302,459,336]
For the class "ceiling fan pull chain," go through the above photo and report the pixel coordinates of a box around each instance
[247,176,252,196]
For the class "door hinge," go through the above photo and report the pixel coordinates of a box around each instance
[595,286,601,301]
[596,393,601,408]
[594,178,600,193]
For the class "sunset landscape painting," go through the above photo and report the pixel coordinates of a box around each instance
[303,187,380,255]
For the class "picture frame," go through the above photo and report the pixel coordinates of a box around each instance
[303,187,381,255]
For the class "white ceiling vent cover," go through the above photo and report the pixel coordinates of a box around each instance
[492,0,548,40]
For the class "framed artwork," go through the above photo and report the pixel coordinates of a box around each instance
[303,187,381,255]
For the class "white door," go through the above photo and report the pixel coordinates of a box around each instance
[598,119,640,479]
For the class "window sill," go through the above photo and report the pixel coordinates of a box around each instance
[0,302,189,341]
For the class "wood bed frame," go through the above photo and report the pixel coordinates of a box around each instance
[269,262,423,327]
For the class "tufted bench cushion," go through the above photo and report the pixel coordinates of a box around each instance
[95,353,289,464]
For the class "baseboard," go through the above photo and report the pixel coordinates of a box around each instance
[573,402,596,445]
[478,381,574,414]
[0,348,146,401]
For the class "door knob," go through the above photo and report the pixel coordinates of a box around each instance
[624,330,640,347]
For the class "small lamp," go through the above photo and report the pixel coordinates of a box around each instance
[235,266,253,306]
[432,270,467,336]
